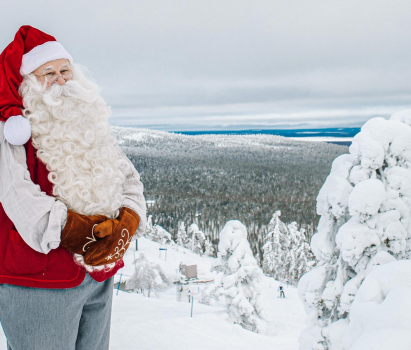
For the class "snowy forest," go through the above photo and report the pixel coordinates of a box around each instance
[113,127,347,261]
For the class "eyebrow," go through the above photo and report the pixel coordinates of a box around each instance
[42,64,70,73]
[42,66,55,73]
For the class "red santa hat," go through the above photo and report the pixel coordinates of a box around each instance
[0,25,73,144]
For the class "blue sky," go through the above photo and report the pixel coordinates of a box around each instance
[1,0,411,130]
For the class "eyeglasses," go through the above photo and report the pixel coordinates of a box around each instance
[35,70,73,84]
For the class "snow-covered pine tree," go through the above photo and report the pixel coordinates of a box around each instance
[204,237,214,256]
[287,222,300,283]
[200,220,267,334]
[298,112,411,349]
[294,228,315,282]
[262,211,290,281]
[188,223,205,255]
[126,253,172,297]
[287,224,315,284]
[176,221,188,247]
[144,215,156,241]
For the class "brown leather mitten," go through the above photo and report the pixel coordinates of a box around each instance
[83,207,140,266]
[60,210,108,255]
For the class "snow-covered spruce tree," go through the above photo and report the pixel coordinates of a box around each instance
[126,253,172,297]
[188,223,205,255]
[262,211,290,280]
[204,237,215,256]
[298,113,411,349]
[176,221,188,247]
[295,228,316,282]
[144,214,156,240]
[200,220,266,334]
[287,222,300,283]
[288,224,316,284]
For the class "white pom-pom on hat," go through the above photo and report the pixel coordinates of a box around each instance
[4,115,32,146]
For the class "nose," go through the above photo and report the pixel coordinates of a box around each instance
[55,76,66,85]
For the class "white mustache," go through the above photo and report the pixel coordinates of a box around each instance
[41,79,98,106]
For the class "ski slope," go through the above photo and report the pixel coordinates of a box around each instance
[112,238,305,349]
[0,237,306,349]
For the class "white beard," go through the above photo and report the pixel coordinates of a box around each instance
[20,66,128,218]
[19,65,130,271]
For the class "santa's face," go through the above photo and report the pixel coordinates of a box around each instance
[32,59,72,88]
[18,64,131,218]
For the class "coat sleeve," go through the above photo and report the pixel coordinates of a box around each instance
[117,145,147,238]
[0,122,67,254]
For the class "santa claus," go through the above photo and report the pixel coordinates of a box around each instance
[0,26,146,349]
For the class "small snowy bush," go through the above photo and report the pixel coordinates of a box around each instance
[201,220,267,334]
[154,225,173,245]
[299,111,411,349]
[126,253,172,297]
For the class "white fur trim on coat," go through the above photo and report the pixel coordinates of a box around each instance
[20,41,73,76]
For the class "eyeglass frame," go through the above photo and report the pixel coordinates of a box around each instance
[34,71,73,84]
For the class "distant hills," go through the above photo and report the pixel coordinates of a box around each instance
[172,127,360,138]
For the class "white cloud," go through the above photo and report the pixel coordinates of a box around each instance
[1,0,411,129]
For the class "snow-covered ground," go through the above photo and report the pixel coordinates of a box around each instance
[111,237,306,349]
[0,237,306,349]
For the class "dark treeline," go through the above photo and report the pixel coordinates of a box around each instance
[113,127,347,259]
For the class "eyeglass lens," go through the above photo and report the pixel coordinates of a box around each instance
[47,73,73,83]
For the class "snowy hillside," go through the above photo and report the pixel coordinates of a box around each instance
[0,237,306,349]
[109,237,306,349]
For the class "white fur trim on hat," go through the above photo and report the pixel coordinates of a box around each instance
[20,41,73,76]
[4,115,32,146]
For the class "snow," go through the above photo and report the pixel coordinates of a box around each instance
[348,179,385,218]
[298,266,328,321]
[349,131,384,170]
[316,174,353,218]
[390,108,411,126]
[336,218,380,266]
[343,260,411,350]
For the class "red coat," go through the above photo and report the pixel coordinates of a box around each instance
[0,139,123,288]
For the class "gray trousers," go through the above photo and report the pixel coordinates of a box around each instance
[0,274,113,350]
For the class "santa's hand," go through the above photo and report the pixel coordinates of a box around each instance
[60,211,109,255]
[83,207,140,266]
